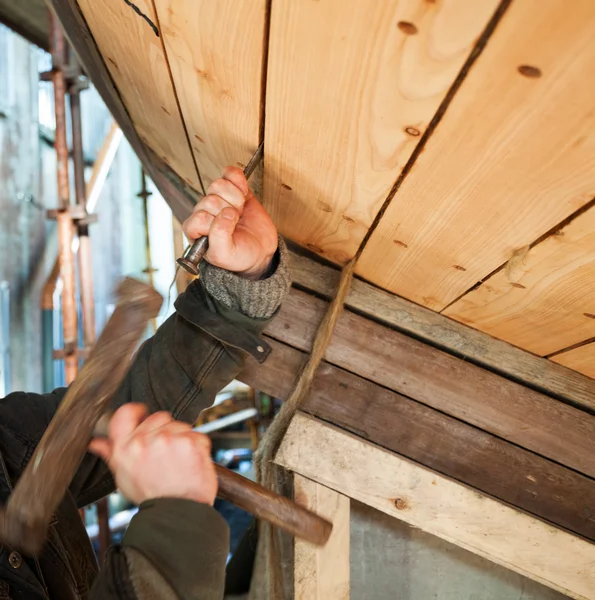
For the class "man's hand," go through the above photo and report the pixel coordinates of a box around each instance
[89,404,217,506]
[183,166,278,280]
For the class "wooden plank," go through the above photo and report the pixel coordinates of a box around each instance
[294,475,350,600]
[553,344,595,380]
[240,338,595,544]
[444,206,595,356]
[263,0,501,265]
[263,288,595,477]
[289,249,595,410]
[75,0,200,189]
[154,0,265,189]
[48,0,197,223]
[357,0,595,310]
[277,414,595,600]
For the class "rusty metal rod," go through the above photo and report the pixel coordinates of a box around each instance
[0,279,163,556]
[49,12,78,385]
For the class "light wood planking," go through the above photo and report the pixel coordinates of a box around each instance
[553,344,595,380]
[444,206,595,356]
[153,0,266,189]
[76,0,200,189]
[357,0,595,310]
[288,249,595,410]
[277,413,595,600]
[263,0,500,264]
[294,475,350,600]
[264,289,595,476]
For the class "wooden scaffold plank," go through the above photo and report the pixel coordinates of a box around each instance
[277,413,595,600]
[553,343,595,380]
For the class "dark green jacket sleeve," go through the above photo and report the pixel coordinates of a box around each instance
[71,277,276,507]
[90,499,229,600]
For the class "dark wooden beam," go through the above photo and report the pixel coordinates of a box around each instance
[258,287,595,480]
[45,0,199,223]
[0,0,49,51]
[240,337,595,544]
[289,250,595,413]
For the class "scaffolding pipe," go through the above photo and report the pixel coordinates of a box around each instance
[49,12,78,385]
[68,51,110,563]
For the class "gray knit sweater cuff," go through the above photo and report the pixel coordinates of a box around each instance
[199,236,291,320]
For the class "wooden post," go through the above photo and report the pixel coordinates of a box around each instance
[294,475,350,600]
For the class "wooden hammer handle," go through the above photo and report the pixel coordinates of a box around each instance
[0,278,163,555]
[93,418,332,546]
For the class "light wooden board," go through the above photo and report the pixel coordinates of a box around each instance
[76,0,200,189]
[444,205,595,356]
[263,0,500,265]
[357,0,595,310]
[553,344,595,380]
[288,249,595,410]
[294,475,350,600]
[240,337,595,543]
[264,288,595,477]
[153,0,266,189]
[277,413,595,600]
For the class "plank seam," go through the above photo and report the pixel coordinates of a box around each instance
[149,0,206,195]
[441,195,595,315]
[547,335,595,359]
[351,0,513,263]
[258,0,274,144]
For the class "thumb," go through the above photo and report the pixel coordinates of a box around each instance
[88,438,113,463]
[207,207,239,261]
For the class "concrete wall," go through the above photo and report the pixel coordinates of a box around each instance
[351,501,568,600]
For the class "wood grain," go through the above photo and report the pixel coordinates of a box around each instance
[264,288,595,477]
[278,414,595,600]
[263,0,500,264]
[444,206,595,355]
[553,344,595,380]
[153,0,266,189]
[75,0,200,189]
[357,0,595,310]
[289,250,595,411]
[294,475,350,600]
[240,338,595,543]
[239,340,595,540]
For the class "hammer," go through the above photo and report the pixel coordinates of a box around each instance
[176,142,264,276]
[0,278,331,555]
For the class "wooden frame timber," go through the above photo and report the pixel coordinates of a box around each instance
[277,413,595,600]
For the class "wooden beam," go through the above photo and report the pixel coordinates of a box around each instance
[294,475,350,600]
[153,0,266,189]
[553,343,595,380]
[240,338,595,544]
[47,0,197,223]
[0,0,49,50]
[357,0,595,311]
[289,249,595,410]
[277,413,595,600]
[263,0,501,264]
[262,287,595,478]
[444,205,595,356]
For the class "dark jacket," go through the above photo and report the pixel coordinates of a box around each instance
[0,274,280,600]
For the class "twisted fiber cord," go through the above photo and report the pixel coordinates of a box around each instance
[252,258,356,599]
